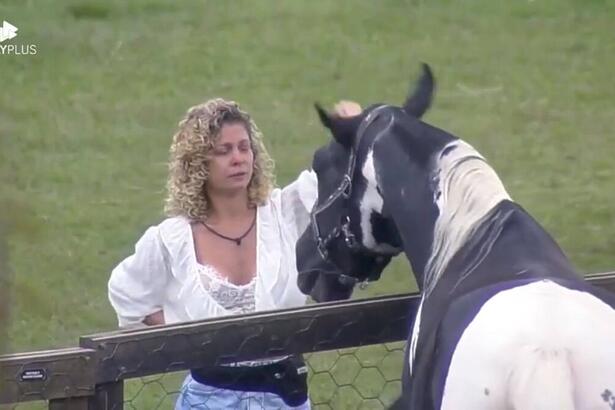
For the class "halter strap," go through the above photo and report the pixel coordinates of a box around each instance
[309,104,395,285]
[343,104,390,198]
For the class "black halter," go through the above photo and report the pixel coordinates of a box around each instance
[310,105,393,286]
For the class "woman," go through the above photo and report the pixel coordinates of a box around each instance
[108,98,362,409]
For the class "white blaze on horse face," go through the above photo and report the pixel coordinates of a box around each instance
[359,150,397,253]
[358,150,382,250]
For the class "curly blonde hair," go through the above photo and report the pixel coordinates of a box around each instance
[164,98,275,221]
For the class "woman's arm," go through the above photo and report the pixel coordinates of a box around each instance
[108,226,170,328]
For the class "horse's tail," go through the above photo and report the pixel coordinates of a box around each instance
[508,346,574,410]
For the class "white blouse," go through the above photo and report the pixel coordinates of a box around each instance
[108,170,318,328]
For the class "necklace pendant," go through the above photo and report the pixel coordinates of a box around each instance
[200,210,256,247]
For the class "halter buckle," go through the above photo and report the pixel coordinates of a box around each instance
[341,175,352,199]
[317,239,329,260]
[341,216,357,249]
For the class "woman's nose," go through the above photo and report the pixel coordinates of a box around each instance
[230,147,246,164]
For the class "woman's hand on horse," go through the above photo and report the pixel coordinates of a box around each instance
[334,100,362,118]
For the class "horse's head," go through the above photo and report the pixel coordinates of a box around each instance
[296,64,439,302]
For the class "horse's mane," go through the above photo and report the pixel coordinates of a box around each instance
[423,140,511,296]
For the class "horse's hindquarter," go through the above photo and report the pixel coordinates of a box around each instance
[440,279,615,410]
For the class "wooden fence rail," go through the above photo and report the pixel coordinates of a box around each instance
[1,271,614,409]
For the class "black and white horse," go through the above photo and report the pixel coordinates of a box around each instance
[296,65,615,409]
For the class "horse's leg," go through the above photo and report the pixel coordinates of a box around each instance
[441,281,567,409]
[439,366,509,409]
[388,394,410,410]
[559,291,615,410]
[388,336,413,410]
[441,280,615,410]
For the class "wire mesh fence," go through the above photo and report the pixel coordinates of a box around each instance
[114,342,405,409]
[2,293,417,409]
[2,271,614,410]
[305,343,404,409]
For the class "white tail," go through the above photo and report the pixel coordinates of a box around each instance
[508,347,574,410]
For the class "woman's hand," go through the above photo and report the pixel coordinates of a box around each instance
[333,100,362,118]
[143,310,165,326]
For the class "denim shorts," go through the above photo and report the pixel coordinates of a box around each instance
[175,374,311,410]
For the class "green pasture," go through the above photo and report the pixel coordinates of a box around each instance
[1,0,614,408]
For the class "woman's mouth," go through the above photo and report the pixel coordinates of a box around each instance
[229,172,247,179]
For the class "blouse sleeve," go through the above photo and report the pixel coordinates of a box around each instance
[108,226,170,328]
[279,169,318,239]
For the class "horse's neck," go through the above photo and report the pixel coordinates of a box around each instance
[433,200,579,296]
[379,187,438,289]
[374,168,438,288]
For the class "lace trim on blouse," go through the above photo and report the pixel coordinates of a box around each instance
[196,263,256,315]
[195,263,287,367]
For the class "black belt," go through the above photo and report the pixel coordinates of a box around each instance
[190,355,309,407]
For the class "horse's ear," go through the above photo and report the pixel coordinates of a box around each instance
[315,103,333,129]
[314,103,362,148]
[403,63,435,118]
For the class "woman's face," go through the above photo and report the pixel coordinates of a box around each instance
[205,122,254,196]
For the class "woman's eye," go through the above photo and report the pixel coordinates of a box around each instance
[214,148,229,156]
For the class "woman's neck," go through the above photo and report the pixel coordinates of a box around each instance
[206,191,253,223]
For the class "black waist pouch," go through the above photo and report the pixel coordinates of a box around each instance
[190,355,309,407]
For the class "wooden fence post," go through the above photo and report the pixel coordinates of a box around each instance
[49,397,89,410]
[87,381,124,410]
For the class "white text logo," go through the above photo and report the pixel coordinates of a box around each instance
[0,21,18,43]
[0,20,37,55]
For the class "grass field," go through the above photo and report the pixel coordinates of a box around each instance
[2,0,615,408]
